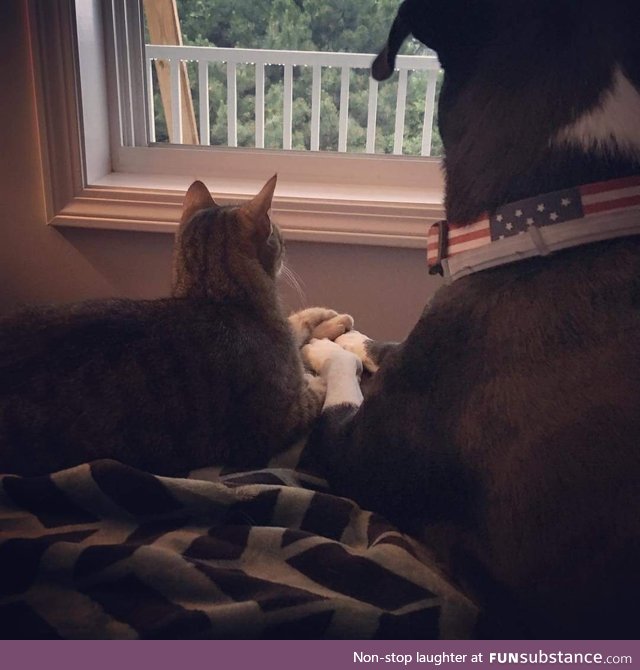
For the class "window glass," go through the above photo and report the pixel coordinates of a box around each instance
[143,0,443,155]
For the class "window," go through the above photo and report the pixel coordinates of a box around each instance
[143,1,443,156]
[33,0,445,247]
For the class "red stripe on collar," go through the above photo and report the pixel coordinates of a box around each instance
[427,175,640,275]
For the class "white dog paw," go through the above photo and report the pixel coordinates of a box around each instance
[302,338,362,377]
[335,330,379,373]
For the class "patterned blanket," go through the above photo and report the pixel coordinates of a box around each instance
[0,440,477,639]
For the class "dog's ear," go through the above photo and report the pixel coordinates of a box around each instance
[371,8,412,81]
[372,0,493,80]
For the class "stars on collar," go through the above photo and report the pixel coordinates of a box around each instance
[490,187,584,240]
[426,175,640,276]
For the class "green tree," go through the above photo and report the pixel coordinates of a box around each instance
[150,0,442,156]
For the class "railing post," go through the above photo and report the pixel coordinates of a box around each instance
[393,68,408,155]
[421,71,438,157]
[311,64,321,151]
[255,63,265,149]
[147,57,156,143]
[198,60,210,145]
[338,67,350,152]
[366,77,378,154]
[169,58,182,143]
[227,61,237,147]
[283,64,293,150]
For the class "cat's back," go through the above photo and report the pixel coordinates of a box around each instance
[0,297,297,476]
[1,299,164,367]
[0,297,278,370]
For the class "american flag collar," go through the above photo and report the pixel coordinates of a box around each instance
[427,175,640,281]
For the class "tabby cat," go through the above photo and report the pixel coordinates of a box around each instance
[0,176,351,477]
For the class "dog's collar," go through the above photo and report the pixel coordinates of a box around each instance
[427,175,640,282]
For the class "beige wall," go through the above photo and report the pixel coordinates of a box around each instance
[0,1,442,342]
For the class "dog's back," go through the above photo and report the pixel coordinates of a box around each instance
[310,0,640,638]
[418,239,640,637]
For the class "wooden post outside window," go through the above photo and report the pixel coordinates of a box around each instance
[142,0,199,145]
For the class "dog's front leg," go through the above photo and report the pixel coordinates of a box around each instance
[302,338,365,503]
[302,338,363,409]
[302,335,435,525]
[302,338,412,514]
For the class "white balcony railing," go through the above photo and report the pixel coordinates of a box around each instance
[145,45,441,156]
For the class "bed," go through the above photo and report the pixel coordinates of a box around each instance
[0,438,477,639]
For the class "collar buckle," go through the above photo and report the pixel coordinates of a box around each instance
[428,219,448,276]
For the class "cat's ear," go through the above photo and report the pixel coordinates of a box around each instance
[182,180,217,223]
[241,174,277,238]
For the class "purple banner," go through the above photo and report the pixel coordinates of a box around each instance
[1,640,639,670]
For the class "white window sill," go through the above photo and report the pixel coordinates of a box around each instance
[52,168,444,249]
[35,1,444,250]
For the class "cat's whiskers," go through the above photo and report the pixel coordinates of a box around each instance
[280,264,307,305]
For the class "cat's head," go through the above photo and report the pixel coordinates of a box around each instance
[172,175,284,298]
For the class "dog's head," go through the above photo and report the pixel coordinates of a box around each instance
[374,0,640,222]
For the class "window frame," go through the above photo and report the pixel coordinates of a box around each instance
[31,0,445,249]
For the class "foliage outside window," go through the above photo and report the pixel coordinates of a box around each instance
[146,0,443,155]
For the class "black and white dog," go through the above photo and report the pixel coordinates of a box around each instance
[303,0,640,638]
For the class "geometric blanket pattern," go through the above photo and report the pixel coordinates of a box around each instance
[0,443,477,639]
